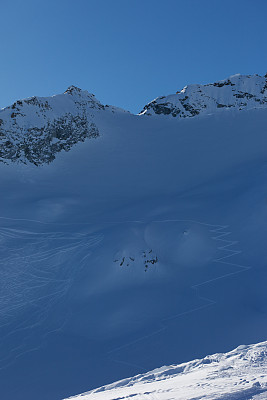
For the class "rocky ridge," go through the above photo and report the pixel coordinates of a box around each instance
[139,73,267,118]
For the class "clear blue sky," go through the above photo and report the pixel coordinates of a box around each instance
[1,0,267,113]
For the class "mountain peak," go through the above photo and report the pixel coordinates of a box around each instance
[0,82,130,165]
[140,73,267,118]
[64,85,92,96]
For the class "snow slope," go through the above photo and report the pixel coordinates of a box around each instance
[0,75,266,400]
[65,341,267,400]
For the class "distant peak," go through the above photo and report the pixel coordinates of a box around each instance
[140,73,267,118]
[64,85,83,95]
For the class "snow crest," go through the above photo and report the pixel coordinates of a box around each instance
[65,341,267,400]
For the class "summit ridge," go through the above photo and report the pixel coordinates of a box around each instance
[139,73,267,118]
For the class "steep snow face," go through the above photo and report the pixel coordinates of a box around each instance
[139,73,267,118]
[0,86,128,165]
[65,341,267,400]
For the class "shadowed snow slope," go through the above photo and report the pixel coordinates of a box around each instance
[65,341,267,400]
[0,76,267,400]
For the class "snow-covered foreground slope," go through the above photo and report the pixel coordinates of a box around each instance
[65,341,267,400]
[0,76,267,400]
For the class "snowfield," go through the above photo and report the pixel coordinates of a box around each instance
[0,74,266,400]
[65,341,267,400]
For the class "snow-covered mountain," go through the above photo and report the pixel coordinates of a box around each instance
[140,73,267,118]
[0,85,127,165]
[65,341,267,400]
[1,73,267,165]
[0,74,267,400]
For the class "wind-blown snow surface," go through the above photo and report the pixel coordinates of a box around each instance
[65,341,267,400]
[0,75,267,400]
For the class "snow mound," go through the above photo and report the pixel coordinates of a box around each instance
[65,341,267,400]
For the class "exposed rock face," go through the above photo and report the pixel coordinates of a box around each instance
[139,73,267,118]
[0,86,104,165]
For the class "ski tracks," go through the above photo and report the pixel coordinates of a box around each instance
[108,220,251,373]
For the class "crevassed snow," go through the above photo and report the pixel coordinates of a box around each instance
[64,341,267,400]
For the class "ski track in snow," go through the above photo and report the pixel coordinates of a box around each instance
[0,217,104,369]
[107,220,250,374]
[66,222,254,400]
[0,216,250,376]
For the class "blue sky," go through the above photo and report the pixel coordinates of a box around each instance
[1,0,267,113]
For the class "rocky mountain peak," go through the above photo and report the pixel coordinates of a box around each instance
[0,82,131,166]
[139,73,267,118]
[64,85,83,95]
[0,87,103,166]
[63,85,97,101]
